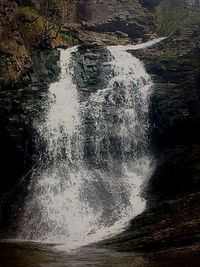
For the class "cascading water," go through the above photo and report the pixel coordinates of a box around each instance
[18,41,157,249]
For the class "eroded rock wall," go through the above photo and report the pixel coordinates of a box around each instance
[58,0,155,39]
[0,48,60,230]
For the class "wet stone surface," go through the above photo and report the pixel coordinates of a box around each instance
[0,241,200,267]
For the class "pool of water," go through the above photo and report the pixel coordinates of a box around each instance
[0,240,200,267]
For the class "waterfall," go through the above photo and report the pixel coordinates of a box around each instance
[18,42,155,249]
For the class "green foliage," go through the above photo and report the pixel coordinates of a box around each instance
[17,6,45,33]
[17,4,79,48]
[60,33,79,46]
[155,0,189,35]
[155,0,200,35]
[17,6,39,17]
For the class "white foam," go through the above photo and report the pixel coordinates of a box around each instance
[18,40,159,250]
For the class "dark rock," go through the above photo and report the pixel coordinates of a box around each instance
[139,0,162,9]
[99,25,200,253]
[73,44,112,95]
[116,31,129,38]
[129,34,200,204]
[30,49,60,84]
[0,48,60,229]
[87,18,148,39]
[58,0,155,42]
[99,192,200,252]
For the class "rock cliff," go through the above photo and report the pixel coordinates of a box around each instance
[0,47,60,229]
[99,19,200,253]
[133,29,200,203]
[54,0,156,45]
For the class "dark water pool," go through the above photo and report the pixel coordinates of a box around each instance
[0,240,200,267]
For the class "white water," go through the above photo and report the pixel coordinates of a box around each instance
[114,37,167,51]
[18,40,159,250]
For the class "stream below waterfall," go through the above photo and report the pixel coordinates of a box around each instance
[1,240,200,267]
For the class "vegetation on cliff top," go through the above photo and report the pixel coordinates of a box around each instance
[1,0,200,85]
[17,4,78,48]
[0,1,78,85]
[155,0,200,35]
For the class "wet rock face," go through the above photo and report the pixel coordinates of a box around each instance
[73,44,112,95]
[0,49,60,228]
[147,83,200,202]
[100,191,200,252]
[72,44,116,170]
[130,36,200,204]
[150,85,200,150]
[29,49,60,84]
[100,38,200,253]
[87,18,148,39]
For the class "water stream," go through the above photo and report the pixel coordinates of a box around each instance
[16,40,164,250]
